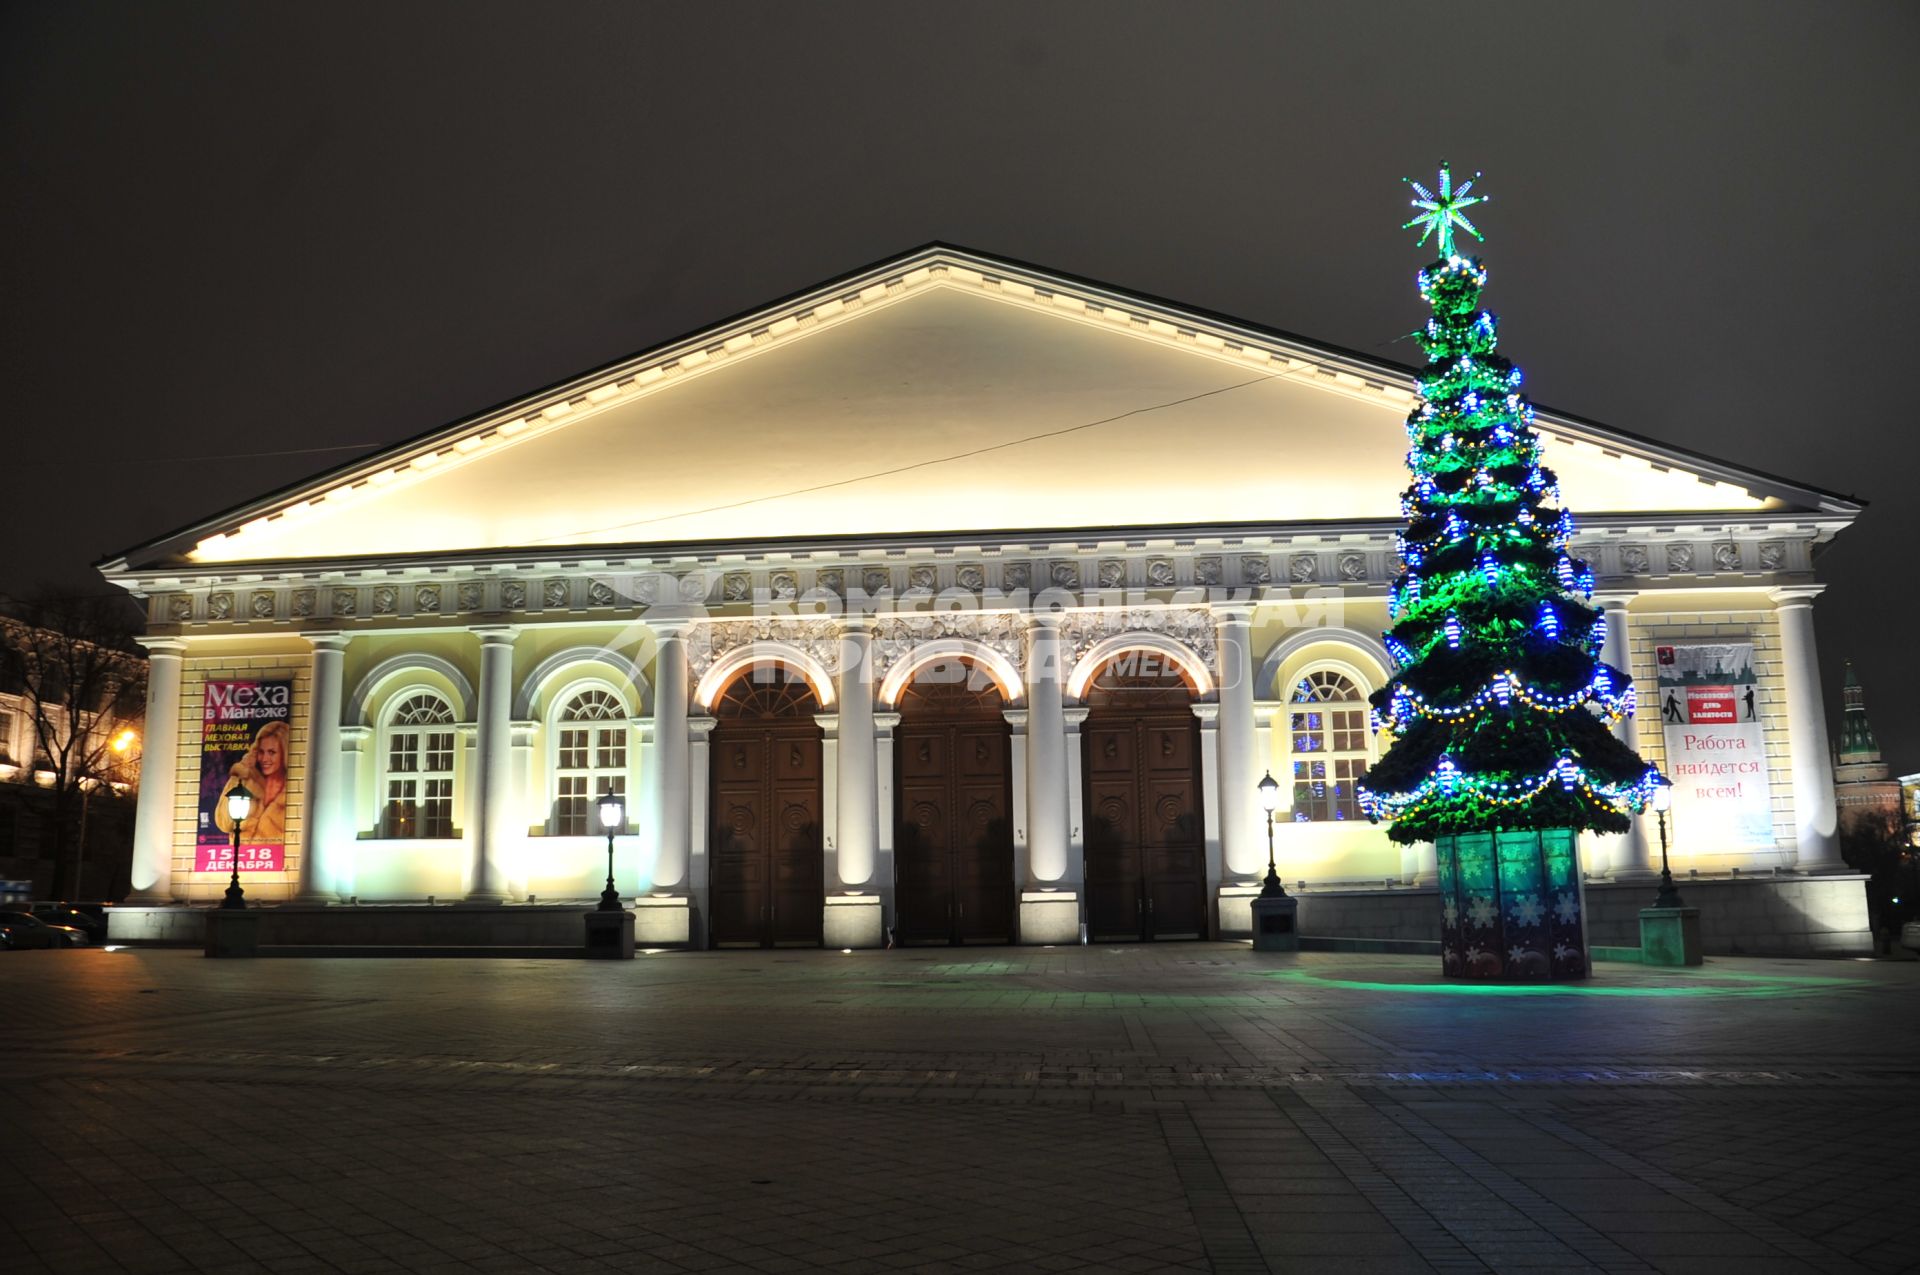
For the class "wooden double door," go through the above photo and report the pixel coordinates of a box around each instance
[894,667,1015,945]
[1082,667,1208,941]
[708,671,824,948]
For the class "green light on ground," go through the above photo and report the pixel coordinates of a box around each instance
[1249,968,1866,999]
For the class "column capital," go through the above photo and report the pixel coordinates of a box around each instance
[1769,585,1825,608]
[299,630,352,651]
[1002,708,1030,731]
[508,719,539,745]
[650,618,696,642]
[873,711,902,733]
[470,623,520,646]
[1213,602,1255,626]
[1191,703,1222,724]
[339,725,374,749]
[135,636,188,656]
[1024,612,1065,632]
[688,715,718,738]
[813,712,841,738]
[1590,590,1637,610]
[836,616,876,637]
[1062,706,1090,729]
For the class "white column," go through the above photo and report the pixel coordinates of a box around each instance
[834,619,878,889]
[1003,708,1030,889]
[336,726,371,899]
[1597,592,1656,880]
[506,720,537,899]
[294,632,348,903]
[467,626,517,902]
[1063,706,1089,891]
[1191,703,1223,899]
[1214,605,1261,879]
[1773,588,1843,871]
[874,710,901,926]
[815,713,841,883]
[1024,616,1071,886]
[127,638,186,903]
[685,717,713,918]
[646,623,693,891]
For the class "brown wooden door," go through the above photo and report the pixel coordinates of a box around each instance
[1082,664,1206,941]
[894,665,1014,945]
[709,670,824,948]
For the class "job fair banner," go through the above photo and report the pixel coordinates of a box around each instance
[194,678,293,872]
[1654,641,1775,849]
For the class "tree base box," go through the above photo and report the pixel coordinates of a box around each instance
[1638,906,1703,966]
[583,910,636,960]
[204,910,262,958]
[1250,894,1300,952]
[1436,830,1589,981]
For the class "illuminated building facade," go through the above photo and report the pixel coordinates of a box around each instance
[101,246,1869,951]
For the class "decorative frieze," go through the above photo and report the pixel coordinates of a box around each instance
[871,612,1025,680]
[689,616,845,681]
[1057,606,1218,677]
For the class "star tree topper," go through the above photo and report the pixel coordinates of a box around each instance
[1404,163,1487,258]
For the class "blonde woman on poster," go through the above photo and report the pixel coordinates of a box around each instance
[213,718,291,843]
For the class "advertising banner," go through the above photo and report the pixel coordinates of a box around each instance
[1655,641,1775,849]
[194,679,293,872]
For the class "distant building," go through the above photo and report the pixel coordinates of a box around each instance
[1833,662,1901,837]
[0,614,145,899]
[1900,773,1920,846]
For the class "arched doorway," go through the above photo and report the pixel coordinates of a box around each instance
[1081,655,1207,941]
[708,666,824,948]
[893,658,1015,945]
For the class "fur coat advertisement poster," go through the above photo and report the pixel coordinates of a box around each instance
[194,679,293,871]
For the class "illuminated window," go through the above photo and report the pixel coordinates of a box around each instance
[1288,670,1370,822]
[381,693,456,838]
[553,689,628,835]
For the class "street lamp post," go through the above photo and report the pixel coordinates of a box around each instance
[1650,780,1685,909]
[1257,771,1286,898]
[596,792,625,912]
[221,783,252,910]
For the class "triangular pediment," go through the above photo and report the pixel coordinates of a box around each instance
[109,245,1856,572]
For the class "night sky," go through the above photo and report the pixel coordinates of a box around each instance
[4,2,1914,766]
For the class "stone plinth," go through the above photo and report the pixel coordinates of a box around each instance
[632,896,692,947]
[1639,906,1703,966]
[1018,890,1079,944]
[583,910,636,959]
[1216,884,1261,939]
[823,894,883,949]
[1250,894,1299,952]
[204,910,259,958]
[110,905,209,945]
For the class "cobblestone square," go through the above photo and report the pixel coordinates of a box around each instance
[3,945,1916,1274]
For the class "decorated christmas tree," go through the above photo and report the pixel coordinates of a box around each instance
[1358,164,1662,980]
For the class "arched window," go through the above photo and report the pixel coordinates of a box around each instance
[554,688,628,835]
[1288,670,1370,822]
[382,693,456,838]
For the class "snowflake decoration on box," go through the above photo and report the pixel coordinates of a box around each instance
[1442,898,1460,927]
[1466,896,1497,929]
[1509,893,1544,928]
[1554,891,1581,925]
[1553,941,1580,963]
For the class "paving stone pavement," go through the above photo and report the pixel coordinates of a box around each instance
[1,944,1916,1275]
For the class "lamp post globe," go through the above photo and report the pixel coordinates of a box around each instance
[1257,771,1286,898]
[596,792,626,912]
[1650,778,1686,909]
[221,783,252,910]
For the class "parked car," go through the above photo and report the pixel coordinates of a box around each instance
[25,903,108,942]
[0,911,89,948]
